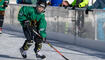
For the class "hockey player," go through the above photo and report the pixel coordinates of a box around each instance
[0,0,9,34]
[18,1,47,59]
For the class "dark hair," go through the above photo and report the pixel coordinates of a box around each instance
[37,0,47,3]
[64,1,69,5]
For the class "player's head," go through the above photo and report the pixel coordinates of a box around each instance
[36,1,47,13]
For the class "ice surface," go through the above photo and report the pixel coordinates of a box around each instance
[0,29,105,60]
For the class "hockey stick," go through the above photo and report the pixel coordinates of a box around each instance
[32,29,70,60]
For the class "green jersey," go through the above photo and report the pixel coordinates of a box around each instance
[18,6,47,38]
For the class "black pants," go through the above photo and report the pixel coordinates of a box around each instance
[0,15,4,28]
[22,25,43,53]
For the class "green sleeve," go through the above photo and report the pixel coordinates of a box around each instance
[79,0,89,8]
[38,14,47,38]
[18,6,36,22]
[18,6,28,22]
[71,0,76,6]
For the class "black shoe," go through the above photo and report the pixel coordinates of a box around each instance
[36,53,46,59]
[20,48,27,58]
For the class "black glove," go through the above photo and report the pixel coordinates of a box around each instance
[72,4,79,9]
[3,1,8,8]
[23,20,30,28]
[85,8,93,14]
[69,4,72,7]
[85,8,89,14]
[72,6,75,9]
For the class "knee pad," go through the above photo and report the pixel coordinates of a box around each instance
[27,40,33,45]
[23,40,33,50]
[34,43,42,53]
[37,43,42,52]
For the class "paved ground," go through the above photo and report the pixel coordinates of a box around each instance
[0,29,105,60]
